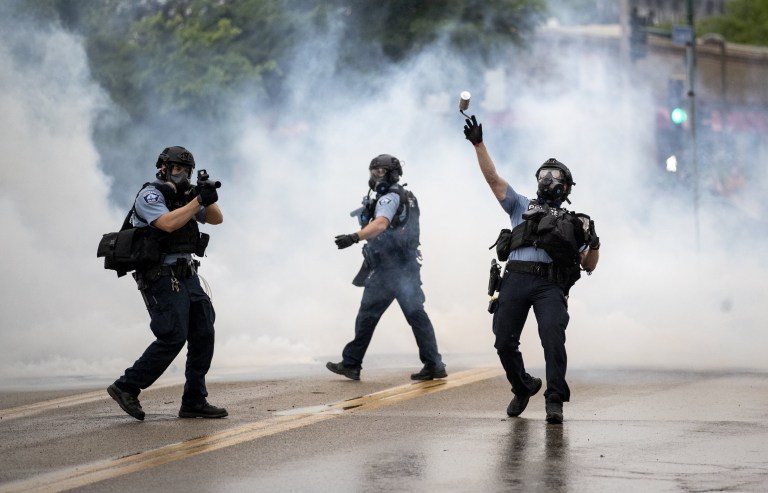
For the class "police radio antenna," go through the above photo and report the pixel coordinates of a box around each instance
[459,91,471,118]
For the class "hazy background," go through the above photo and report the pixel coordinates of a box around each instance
[1,1,766,391]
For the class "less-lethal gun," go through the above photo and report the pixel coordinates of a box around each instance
[350,195,373,227]
[196,169,222,192]
[487,258,502,314]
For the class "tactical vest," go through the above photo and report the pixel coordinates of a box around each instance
[153,183,204,254]
[131,182,208,257]
[492,200,586,290]
[509,201,584,266]
[363,184,421,266]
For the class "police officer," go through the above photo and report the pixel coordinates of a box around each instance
[107,146,227,420]
[463,116,600,424]
[326,154,447,381]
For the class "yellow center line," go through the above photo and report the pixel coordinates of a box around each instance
[0,390,107,421]
[0,367,503,493]
[0,383,179,421]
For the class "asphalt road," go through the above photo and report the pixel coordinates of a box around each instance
[1,366,767,492]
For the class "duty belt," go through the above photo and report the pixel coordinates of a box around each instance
[505,260,554,278]
[145,259,198,280]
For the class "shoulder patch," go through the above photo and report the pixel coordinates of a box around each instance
[143,190,161,204]
[378,197,392,206]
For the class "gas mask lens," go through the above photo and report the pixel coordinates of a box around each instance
[537,168,564,181]
[169,164,192,190]
[537,168,565,200]
[370,167,390,194]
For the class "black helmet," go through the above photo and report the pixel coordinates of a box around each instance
[156,146,195,170]
[535,158,575,203]
[155,146,195,190]
[368,154,402,193]
[369,154,403,176]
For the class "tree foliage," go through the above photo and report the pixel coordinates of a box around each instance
[697,0,768,47]
[15,0,546,197]
[45,0,545,122]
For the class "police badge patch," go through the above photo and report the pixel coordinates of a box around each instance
[379,197,392,205]
[143,191,161,204]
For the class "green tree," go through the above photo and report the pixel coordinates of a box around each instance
[16,0,547,197]
[342,0,546,63]
[51,0,545,120]
[697,0,768,47]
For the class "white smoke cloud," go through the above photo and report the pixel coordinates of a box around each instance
[1,7,766,390]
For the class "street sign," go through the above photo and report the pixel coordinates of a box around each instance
[672,25,693,46]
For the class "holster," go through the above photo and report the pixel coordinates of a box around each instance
[132,271,152,309]
[352,260,371,287]
[488,259,502,296]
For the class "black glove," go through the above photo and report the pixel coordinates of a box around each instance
[588,220,600,249]
[463,115,483,146]
[197,186,218,207]
[335,233,360,249]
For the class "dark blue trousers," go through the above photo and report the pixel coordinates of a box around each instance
[493,270,570,401]
[342,265,443,369]
[116,274,215,406]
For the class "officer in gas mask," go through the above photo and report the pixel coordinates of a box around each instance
[327,154,447,381]
[107,146,228,421]
[464,115,600,424]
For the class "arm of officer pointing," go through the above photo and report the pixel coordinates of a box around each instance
[581,247,599,273]
[474,143,509,201]
[204,203,223,225]
[356,215,390,241]
[152,199,203,233]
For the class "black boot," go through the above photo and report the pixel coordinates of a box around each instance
[410,364,447,381]
[545,394,564,424]
[107,384,145,421]
[326,361,361,380]
[179,402,228,419]
[506,377,542,417]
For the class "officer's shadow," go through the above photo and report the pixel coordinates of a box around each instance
[496,418,570,492]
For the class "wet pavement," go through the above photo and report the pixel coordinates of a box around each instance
[1,367,767,492]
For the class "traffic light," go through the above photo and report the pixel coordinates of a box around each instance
[629,7,648,61]
[667,78,687,125]
[670,107,687,125]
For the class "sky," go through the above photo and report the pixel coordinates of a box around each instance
[1,5,767,390]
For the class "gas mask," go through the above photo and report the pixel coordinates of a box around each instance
[536,167,567,202]
[167,165,193,192]
[369,168,392,195]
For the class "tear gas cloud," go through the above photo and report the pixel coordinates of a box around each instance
[1,6,766,390]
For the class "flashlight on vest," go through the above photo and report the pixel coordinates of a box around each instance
[459,91,471,118]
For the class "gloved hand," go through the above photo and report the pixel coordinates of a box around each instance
[588,220,600,249]
[335,233,360,249]
[463,115,483,146]
[197,186,218,207]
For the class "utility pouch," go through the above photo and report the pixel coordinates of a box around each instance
[489,229,513,262]
[97,228,161,277]
[195,232,210,257]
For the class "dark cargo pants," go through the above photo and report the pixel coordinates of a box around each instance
[342,264,443,370]
[115,273,215,406]
[493,270,570,401]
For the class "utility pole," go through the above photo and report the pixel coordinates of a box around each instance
[687,0,700,250]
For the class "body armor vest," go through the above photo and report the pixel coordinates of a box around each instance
[362,184,421,267]
[151,182,204,255]
[506,200,584,267]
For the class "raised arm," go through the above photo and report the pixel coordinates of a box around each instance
[464,115,509,201]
